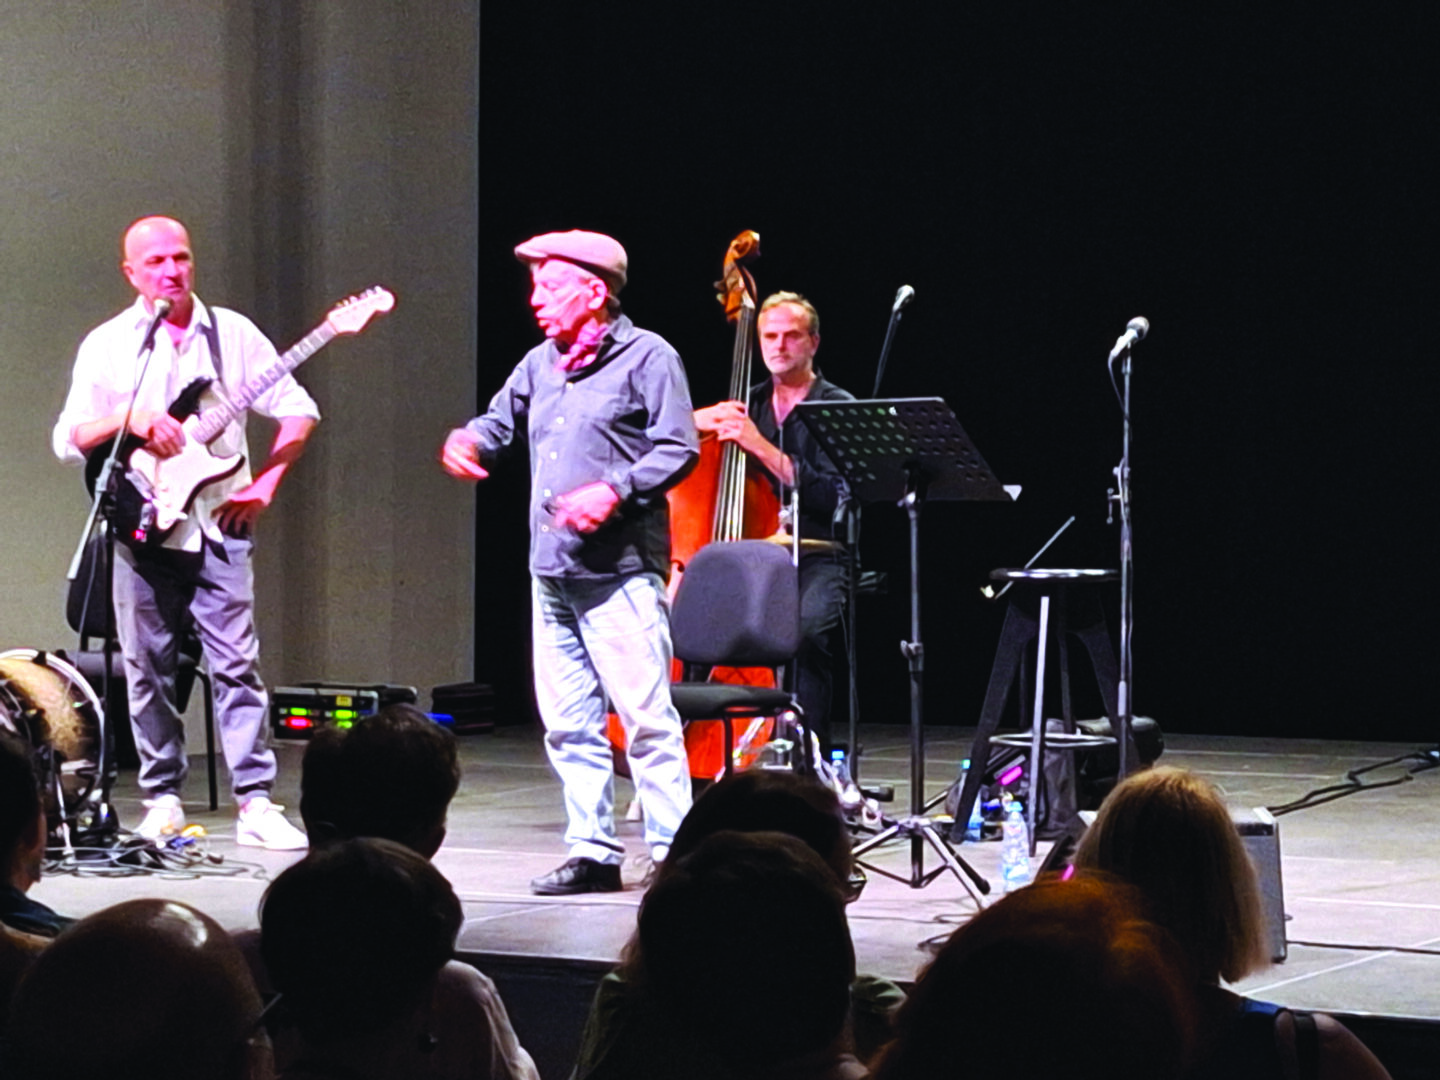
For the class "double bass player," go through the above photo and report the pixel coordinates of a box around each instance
[694,291,855,756]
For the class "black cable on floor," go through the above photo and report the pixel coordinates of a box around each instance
[44,838,268,881]
[1288,939,1440,957]
[1266,748,1436,817]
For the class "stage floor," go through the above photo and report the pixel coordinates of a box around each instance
[32,724,1440,1071]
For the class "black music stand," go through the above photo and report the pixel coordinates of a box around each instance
[794,398,1016,903]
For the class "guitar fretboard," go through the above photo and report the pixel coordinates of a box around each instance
[192,322,337,445]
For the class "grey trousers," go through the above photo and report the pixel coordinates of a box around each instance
[112,535,276,802]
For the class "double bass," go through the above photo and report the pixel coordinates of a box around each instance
[609,231,782,779]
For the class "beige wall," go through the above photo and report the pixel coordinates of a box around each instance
[0,2,477,703]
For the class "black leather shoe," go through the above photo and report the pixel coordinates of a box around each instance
[530,857,622,896]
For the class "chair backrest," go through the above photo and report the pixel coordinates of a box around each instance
[672,541,800,667]
[66,534,112,643]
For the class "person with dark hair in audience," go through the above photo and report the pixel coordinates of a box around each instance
[871,874,1197,1080]
[299,701,461,856]
[663,767,857,886]
[262,837,507,1079]
[246,706,536,1079]
[0,734,72,939]
[4,898,271,1080]
[594,830,867,1080]
[573,771,902,1077]
[1072,766,1392,1080]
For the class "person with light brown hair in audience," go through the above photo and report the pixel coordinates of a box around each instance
[1073,766,1392,1080]
[4,898,272,1080]
[870,874,1197,1080]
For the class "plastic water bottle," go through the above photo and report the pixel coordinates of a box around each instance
[999,793,1032,893]
[956,758,984,842]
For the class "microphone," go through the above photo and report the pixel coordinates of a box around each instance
[893,285,916,313]
[140,298,172,354]
[1108,316,1149,361]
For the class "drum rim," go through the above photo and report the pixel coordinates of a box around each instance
[0,647,107,813]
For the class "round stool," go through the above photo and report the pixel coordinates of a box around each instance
[987,568,1118,854]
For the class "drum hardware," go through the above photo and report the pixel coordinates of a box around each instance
[0,649,116,849]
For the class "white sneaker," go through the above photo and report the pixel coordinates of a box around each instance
[236,796,308,851]
[136,795,186,840]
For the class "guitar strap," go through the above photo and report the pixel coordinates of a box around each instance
[199,310,223,374]
[197,310,244,422]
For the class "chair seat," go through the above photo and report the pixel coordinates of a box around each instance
[671,683,795,719]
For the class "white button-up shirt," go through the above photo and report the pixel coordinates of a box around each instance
[53,295,320,551]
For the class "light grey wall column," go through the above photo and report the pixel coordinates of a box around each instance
[1,2,477,708]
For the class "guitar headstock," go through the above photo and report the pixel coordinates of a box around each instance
[326,286,396,335]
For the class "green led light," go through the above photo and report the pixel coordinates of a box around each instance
[335,719,354,729]
[288,708,311,717]
[333,709,356,720]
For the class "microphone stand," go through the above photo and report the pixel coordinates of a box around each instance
[856,287,913,777]
[63,310,167,837]
[1107,343,1137,778]
[871,290,912,398]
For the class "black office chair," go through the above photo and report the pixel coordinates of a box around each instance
[58,533,219,810]
[668,540,803,778]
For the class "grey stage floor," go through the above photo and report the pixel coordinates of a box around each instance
[34,723,1440,1022]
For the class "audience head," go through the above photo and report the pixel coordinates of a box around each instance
[639,831,856,1072]
[1072,765,1269,983]
[4,899,266,1080]
[260,837,463,1047]
[665,768,852,885]
[873,875,1195,1080]
[300,703,460,857]
[0,733,45,893]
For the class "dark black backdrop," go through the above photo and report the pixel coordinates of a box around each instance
[473,3,1435,742]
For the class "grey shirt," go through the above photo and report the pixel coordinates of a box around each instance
[466,314,699,580]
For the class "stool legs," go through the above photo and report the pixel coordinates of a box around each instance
[1025,596,1051,855]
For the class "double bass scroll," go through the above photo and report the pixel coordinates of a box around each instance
[666,229,781,588]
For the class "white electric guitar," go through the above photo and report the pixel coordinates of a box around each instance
[86,286,395,546]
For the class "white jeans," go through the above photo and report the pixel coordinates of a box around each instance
[531,573,692,864]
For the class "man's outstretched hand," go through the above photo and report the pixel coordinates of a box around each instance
[441,428,489,480]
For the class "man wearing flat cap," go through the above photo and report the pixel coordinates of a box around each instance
[443,231,699,894]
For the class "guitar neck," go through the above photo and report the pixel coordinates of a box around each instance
[191,321,336,445]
